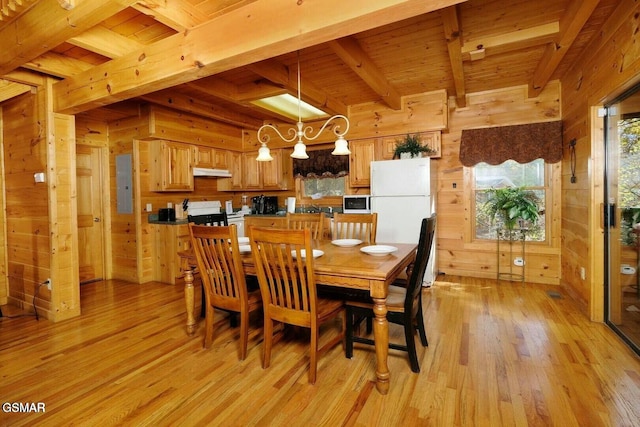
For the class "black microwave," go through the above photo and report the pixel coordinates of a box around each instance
[343,195,371,214]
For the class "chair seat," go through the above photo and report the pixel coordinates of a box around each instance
[316,296,345,322]
[345,284,407,312]
[247,288,263,309]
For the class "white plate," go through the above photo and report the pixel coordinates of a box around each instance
[229,237,250,245]
[291,249,324,259]
[331,239,362,247]
[238,245,251,253]
[360,245,398,256]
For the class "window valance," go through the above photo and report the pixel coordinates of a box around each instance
[293,148,349,179]
[459,121,562,167]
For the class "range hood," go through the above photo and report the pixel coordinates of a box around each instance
[193,167,232,177]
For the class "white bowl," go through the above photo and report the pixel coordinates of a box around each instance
[331,239,362,247]
[360,245,398,256]
[291,249,324,259]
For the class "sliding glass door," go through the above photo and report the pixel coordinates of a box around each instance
[604,85,640,355]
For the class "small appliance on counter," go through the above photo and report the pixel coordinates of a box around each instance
[343,194,371,213]
[251,195,278,214]
[240,195,251,213]
[287,197,296,213]
[158,208,176,222]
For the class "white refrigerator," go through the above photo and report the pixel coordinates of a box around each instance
[370,157,436,286]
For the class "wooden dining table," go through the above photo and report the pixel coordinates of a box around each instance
[179,239,417,395]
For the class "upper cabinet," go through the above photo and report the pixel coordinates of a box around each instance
[220,149,292,191]
[349,131,441,187]
[379,131,441,160]
[194,146,229,169]
[218,151,243,191]
[349,139,376,187]
[150,140,194,192]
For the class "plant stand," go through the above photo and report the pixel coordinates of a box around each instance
[497,228,527,283]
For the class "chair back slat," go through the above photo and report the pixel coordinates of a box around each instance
[406,214,436,311]
[250,227,316,325]
[332,213,377,244]
[286,212,324,240]
[189,224,247,308]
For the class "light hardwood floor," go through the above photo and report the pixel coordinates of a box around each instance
[1,276,639,426]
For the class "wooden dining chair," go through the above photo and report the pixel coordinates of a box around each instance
[249,226,344,384]
[332,212,378,244]
[189,223,262,360]
[188,212,229,318]
[345,214,436,373]
[286,212,325,240]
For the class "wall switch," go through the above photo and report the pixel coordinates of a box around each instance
[514,257,525,266]
[580,267,586,280]
[146,203,152,212]
[46,278,51,290]
[34,172,45,183]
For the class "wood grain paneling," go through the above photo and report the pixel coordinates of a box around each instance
[436,82,562,285]
[560,1,640,320]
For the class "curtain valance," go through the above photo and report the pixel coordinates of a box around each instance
[459,121,562,167]
[293,148,349,178]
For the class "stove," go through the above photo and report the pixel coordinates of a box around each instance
[187,201,245,237]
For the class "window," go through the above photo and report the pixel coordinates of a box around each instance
[474,159,547,242]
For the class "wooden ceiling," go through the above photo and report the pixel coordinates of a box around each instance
[0,0,620,129]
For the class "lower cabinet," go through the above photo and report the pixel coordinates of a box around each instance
[153,223,192,284]
[244,216,287,232]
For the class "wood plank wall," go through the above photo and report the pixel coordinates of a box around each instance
[1,87,52,315]
[438,82,562,284]
[108,109,244,284]
[560,0,640,319]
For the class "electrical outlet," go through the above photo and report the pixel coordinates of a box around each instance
[146,203,152,212]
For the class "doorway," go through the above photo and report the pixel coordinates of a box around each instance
[76,144,106,284]
[604,85,640,355]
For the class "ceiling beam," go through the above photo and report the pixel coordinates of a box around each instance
[68,26,144,59]
[132,0,210,32]
[50,0,461,114]
[0,79,33,102]
[441,5,465,108]
[328,37,402,110]
[461,22,559,61]
[185,77,291,123]
[0,0,139,76]
[22,51,93,78]
[140,90,264,129]
[529,0,600,97]
[0,0,37,22]
[248,60,349,117]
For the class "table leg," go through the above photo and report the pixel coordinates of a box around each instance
[184,268,196,336]
[372,296,390,394]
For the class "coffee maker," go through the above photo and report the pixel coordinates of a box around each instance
[251,195,278,214]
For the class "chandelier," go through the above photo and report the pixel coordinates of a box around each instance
[256,55,351,161]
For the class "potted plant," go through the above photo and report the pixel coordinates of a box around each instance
[393,134,436,159]
[485,186,540,231]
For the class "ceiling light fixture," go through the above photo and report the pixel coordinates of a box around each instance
[256,53,350,161]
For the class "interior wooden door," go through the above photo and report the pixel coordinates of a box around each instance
[76,144,105,284]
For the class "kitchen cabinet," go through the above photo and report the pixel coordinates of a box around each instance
[194,146,229,169]
[379,131,442,160]
[219,151,243,191]
[349,139,376,187]
[239,149,292,191]
[153,223,192,284]
[245,215,287,229]
[349,132,442,187]
[150,140,194,191]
